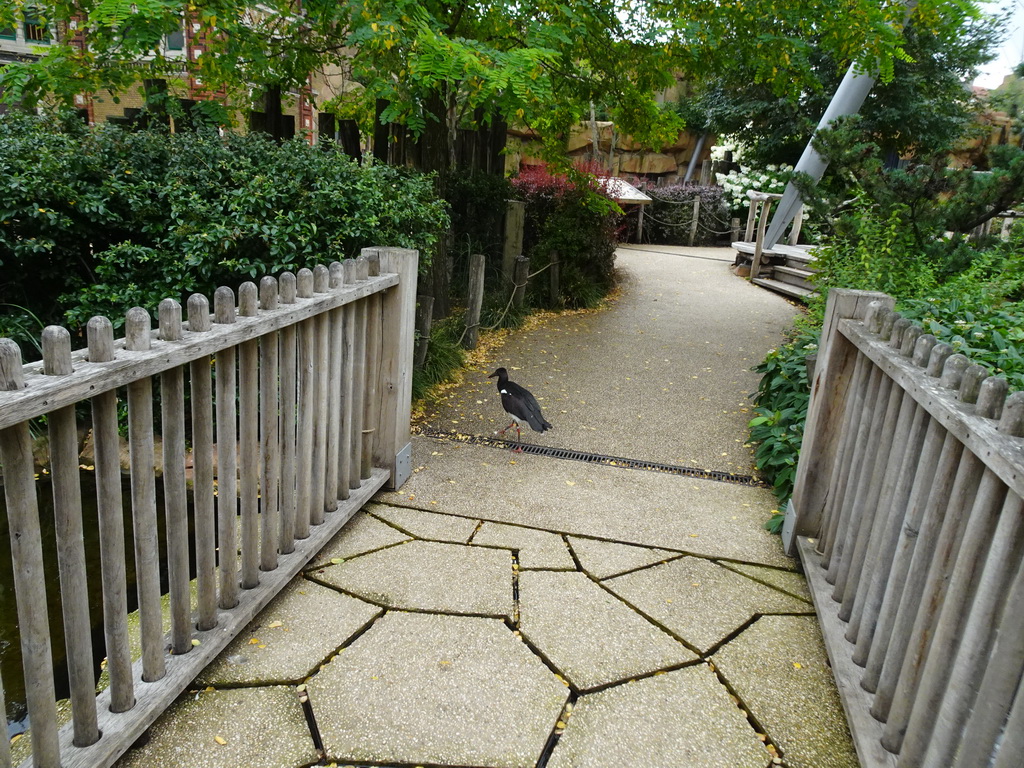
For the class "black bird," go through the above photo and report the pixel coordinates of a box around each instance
[488,367,552,445]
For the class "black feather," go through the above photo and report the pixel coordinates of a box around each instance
[488,367,552,432]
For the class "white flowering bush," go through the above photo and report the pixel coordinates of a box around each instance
[716,163,794,218]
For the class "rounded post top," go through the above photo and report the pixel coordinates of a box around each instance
[125,307,153,352]
[959,363,989,407]
[159,298,183,341]
[280,272,297,304]
[998,391,1024,437]
[214,286,237,324]
[259,276,279,311]
[313,264,330,293]
[87,316,115,363]
[0,338,26,390]
[297,268,314,299]
[329,261,344,289]
[978,376,1009,422]
[42,326,73,376]
[187,294,212,333]
[239,282,259,317]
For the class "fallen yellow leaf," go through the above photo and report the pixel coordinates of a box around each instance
[214,735,227,746]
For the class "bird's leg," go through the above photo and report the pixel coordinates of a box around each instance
[512,424,524,452]
[499,421,516,436]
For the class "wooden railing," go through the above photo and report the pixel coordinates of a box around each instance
[0,247,418,768]
[785,288,1024,768]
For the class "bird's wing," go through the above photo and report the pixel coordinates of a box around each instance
[505,382,551,432]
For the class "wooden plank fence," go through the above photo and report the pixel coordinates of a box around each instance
[785,288,1024,768]
[0,247,418,768]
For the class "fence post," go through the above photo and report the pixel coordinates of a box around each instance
[688,197,700,246]
[0,339,61,767]
[784,288,895,554]
[373,247,419,490]
[503,200,525,284]
[0,671,9,768]
[465,252,486,349]
[512,254,529,308]
[42,325,100,745]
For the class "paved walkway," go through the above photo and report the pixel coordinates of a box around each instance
[55,246,856,768]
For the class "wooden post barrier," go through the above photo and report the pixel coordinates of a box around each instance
[124,307,167,682]
[237,283,261,589]
[502,200,525,284]
[258,279,281,572]
[0,253,411,768]
[512,254,529,309]
[465,252,485,349]
[325,262,345,513]
[786,286,1024,768]
[89,316,136,709]
[42,327,100,746]
[373,247,418,490]
[0,340,61,767]
[311,265,331,526]
[0,671,10,768]
[187,295,218,632]
[214,287,240,608]
[159,299,191,657]
[278,273,298,554]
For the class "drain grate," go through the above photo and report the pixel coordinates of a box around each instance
[418,429,767,487]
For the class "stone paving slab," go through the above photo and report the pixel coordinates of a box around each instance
[473,521,576,569]
[713,615,860,768]
[378,439,793,569]
[370,503,480,542]
[312,539,514,618]
[518,571,697,690]
[417,247,798,475]
[721,561,814,604]
[307,612,567,768]
[605,556,812,653]
[547,664,771,768]
[114,686,316,768]
[197,576,381,686]
[568,536,677,579]
[308,506,412,567]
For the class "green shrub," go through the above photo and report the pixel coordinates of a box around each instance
[0,110,449,355]
[748,327,817,511]
[411,315,467,402]
[510,163,620,310]
[631,181,727,246]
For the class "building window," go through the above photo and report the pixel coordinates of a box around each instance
[165,29,184,50]
[24,14,50,43]
[0,25,16,40]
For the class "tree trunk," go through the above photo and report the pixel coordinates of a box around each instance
[419,88,454,318]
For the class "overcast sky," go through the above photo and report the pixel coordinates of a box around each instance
[976,0,1024,88]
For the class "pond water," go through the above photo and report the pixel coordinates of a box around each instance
[1,471,193,739]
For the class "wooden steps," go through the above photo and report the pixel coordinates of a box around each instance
[734,240,818,301]
[751,276,814,300]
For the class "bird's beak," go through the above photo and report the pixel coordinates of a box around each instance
[487,371,497,378]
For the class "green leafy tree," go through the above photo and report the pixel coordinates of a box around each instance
[690,1,1002,166]
[2,0,937,141]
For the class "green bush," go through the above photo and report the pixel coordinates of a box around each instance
[0,110,449,354]
[510,164,620,310]
[631,181,727,246]
[749,327,817,513]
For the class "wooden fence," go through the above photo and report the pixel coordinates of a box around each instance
[0,247,418,768]
[785,288,1024,768]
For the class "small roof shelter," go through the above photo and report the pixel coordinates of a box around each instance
[602,177,652,243]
